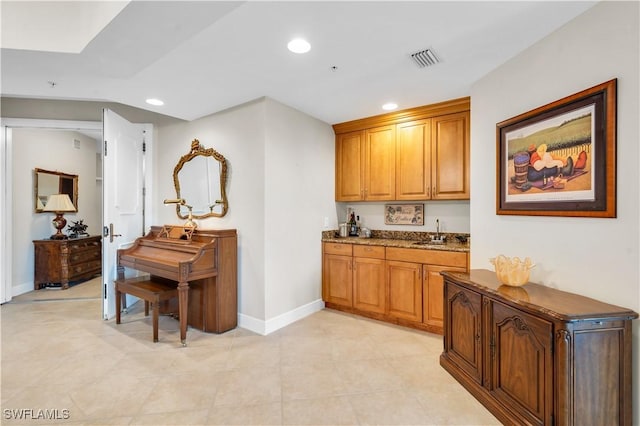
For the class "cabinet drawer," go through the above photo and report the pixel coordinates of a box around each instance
[386,247,467,268]
[324,242,353,256]
[353,245,385,259]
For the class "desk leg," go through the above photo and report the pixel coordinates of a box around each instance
[178,281,189,346]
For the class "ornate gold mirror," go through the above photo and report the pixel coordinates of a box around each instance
[172,139,228,219]
[34,168,78,213]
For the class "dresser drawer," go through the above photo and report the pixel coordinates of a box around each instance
[68,249,101,266]
[69,238,101,252]
[69,260,101,277]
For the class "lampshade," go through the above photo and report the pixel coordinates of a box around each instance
[43,193,75,212]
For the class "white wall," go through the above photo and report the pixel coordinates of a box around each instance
[263,98,336,323]
[470,0,639,419]
[155,97,336,333]
[12,128,100,293]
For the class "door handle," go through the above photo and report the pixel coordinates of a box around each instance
[109,223,122,243]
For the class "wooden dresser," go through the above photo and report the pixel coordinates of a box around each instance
[33,235,102,290]
[440,269,637,426]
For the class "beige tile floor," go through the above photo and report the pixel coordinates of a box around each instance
[1,278,500,425]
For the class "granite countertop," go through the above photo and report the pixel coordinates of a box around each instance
[322,230,470,253]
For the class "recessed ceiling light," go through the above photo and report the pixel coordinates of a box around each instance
[146,98,164,106]
[287,38,311,54]
[382,103,398,111]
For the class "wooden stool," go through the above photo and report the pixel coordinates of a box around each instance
[115,276,178,342]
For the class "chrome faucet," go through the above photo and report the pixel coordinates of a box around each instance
[436,219,440,238]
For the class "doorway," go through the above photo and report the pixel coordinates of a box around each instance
[1,118,102,304]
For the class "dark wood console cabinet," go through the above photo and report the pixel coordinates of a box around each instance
[440,269,637,426]
[33,236,102,290]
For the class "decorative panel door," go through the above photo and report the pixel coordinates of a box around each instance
[323,254,353,308]
[423,265,465,329]
[386,260,421,321]
[396,119,431,200]
[353,257,386,314]
[489,300,553,426]
[444,281,483,384]
[431,111,470,200]
[364,125,395,200]
[335,131,364,201]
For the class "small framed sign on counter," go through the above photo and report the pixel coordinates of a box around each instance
[384,204,424,225]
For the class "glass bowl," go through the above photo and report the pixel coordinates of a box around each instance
[489,255,534,287]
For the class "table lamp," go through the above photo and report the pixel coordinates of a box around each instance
[43,193,76,239]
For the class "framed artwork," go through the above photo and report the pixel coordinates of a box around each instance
[496,79,616,217]
[384,204,424,225]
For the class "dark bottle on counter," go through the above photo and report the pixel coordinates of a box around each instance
[348,213,358,236]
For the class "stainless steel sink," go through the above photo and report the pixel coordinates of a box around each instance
[413,240,446,246]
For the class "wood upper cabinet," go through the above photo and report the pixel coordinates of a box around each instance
[333,97,470,202]
[335,131,365,201]
[441,270,638,426]
[431,111,470,200]
[364,125,396,200]
[396,119,431,200]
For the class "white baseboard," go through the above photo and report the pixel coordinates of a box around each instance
[12,281,33,298]
[238,298,325,335]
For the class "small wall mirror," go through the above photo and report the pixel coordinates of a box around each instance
[172,139,228,219]
[34,168,79,213]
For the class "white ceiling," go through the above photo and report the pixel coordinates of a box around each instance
[0,1,597,125]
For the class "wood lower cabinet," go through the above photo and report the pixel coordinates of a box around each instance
[441,270,638,426]
[423,264,465,329]
[386,247,468,333]
[386,260,422,322]
[352,245,386,314]
[322,243,353,308]
[323,242,468,334]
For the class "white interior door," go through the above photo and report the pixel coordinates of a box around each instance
[102,109,151,319]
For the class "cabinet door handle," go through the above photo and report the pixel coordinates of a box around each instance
[427,187,430,197]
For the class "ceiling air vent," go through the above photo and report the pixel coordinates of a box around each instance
[410,49,440,68]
